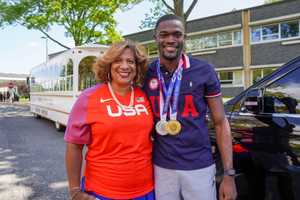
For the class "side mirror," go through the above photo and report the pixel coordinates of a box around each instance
[243,88,262,114]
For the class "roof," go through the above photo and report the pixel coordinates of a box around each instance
[0,73,28,80]
[48,50,68,59]
[124,0,296,40]
[47,44,108,60]
[76,43,108,49]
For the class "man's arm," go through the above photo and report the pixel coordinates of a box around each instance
[207,96,237,200]
[207,96,233,171]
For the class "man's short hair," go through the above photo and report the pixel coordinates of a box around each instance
[155,14,184,32]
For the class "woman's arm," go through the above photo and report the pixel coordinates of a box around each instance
[65,143,83,189]
[65,143,95,200]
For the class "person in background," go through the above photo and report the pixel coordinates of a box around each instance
[8,88,15,103]
[143,14,237,200]
[65,40,155,200]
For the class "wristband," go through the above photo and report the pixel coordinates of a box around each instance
[223,169,236,177]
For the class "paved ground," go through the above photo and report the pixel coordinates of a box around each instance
[0,103,69,199]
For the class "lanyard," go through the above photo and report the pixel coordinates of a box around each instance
[156,56,184,121]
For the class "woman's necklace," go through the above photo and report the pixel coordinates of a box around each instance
[108,82,134,108]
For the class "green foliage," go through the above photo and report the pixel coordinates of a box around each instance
[139,0,170,29]
[264,0,282,4]
[139,0,199,30]
[0,0,139,46]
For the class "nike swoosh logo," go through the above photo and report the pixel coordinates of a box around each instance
[100,98,112,103]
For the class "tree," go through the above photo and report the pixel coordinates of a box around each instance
[140,0,199,29]
[0,0,141,48]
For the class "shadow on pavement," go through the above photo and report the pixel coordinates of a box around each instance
[0,103,69,199]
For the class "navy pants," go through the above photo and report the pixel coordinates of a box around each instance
[81,177,155,200]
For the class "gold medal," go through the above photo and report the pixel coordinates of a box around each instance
[166,120,181,135]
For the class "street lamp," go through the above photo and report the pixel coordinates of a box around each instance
[41,36,49,62]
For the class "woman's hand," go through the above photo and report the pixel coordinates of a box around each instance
[71,191,96,200]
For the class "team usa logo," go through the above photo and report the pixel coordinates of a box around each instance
[106,104,149,117]
[136,97,145,103]
[149,78,159,90]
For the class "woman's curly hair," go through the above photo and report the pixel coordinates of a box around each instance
[93,39,148,87]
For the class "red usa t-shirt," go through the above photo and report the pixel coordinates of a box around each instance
[64,83,154,199]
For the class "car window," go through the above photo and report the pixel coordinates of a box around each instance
[263,67,300,114]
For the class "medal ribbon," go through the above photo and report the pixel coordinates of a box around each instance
[170,67,182,120]
[156,55,184,121]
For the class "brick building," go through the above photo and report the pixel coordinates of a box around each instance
[0,73,29,98]
[125,0,300,96]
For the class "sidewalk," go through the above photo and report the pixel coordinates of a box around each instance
[0,101,29,107]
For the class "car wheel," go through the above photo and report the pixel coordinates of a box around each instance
[33,113,41,119]
[55,121,65,132]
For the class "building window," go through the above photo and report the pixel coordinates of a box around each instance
[217,70,243,86]
[233,70,243,85]
[218,71,233,84]
[186,36,203,52]
[251,26,261,42]
[183,30,242,53]
[251,20,300,43]
[147,43,158,56]
[281,20,299,39]
[203,35,217,49]
[252,69,262,84]
[218,31,232,46]
[262,24,279,41]
[233,31,242,45]
[252,67,277,84]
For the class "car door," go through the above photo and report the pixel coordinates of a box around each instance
[230,66,300,200]
[260,66,300,200]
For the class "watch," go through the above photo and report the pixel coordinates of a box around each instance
[223,169,236,177]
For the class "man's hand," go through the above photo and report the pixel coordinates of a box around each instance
[219,176,237,200]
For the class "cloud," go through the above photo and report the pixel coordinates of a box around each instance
[27,41,39,47]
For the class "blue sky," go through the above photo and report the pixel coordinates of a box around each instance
[0,0,264,74]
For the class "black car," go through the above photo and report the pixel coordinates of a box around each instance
[209,56,300,200]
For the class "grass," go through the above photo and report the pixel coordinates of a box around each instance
[222,97,232,103]
[19,97,29,103]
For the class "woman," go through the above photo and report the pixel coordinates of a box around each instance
[65,40,154,200]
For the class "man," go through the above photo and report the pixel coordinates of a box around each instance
[143,14,237,200]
